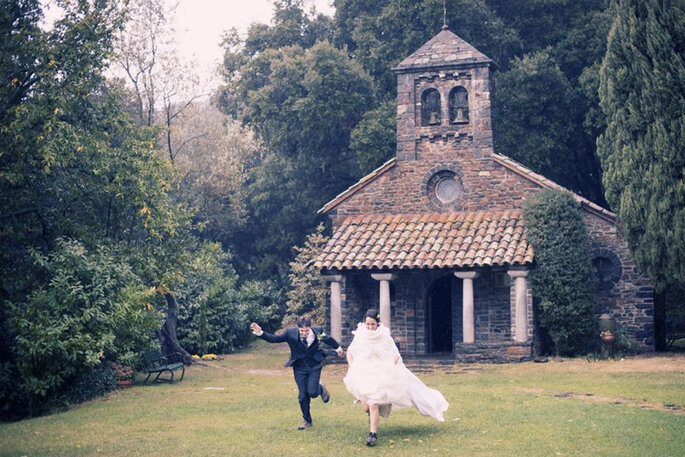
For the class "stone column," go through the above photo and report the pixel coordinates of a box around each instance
[454,271,479,344]
[507,269,529,343]
[322,275,343,342]
[371,273,397,333]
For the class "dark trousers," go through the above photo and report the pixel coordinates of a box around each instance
[293,362,322,423]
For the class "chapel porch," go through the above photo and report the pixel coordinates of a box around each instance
[317,212,535,362]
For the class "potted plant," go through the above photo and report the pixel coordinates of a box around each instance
[600,329,616,344]
[109,361,134,387]
[598,314,617,344]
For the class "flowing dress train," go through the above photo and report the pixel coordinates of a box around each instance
[343,323,449,421]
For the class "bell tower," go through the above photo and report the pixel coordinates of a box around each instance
[392,27,495,162]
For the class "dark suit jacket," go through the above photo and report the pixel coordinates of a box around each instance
[257,326,340,368]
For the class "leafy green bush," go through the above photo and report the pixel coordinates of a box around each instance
[176,243,248,355]
[64,364,117,405]
[7,239,160,415]
[523,189,596,355]
[240,280,284,333]
[0,360,30,420]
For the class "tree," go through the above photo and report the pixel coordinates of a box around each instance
[244,0,333,56]
[0,0,175,417]
[115,0,173,127]
[175,242,246,355]
[523,190,597,356]
[333,0,521,95]
[239,280,284,333]
[0,1,243,417]
[283,224,330,327]
[220,40,375,281]
[350,98,397,173]
[333,0,611,207]
[597,0,685,291]
[172,101,251,244]
[597,0,685,349]
[113,0,246,362]
[493,50,605,204]
[217,0,333,119]
[114,0,206,162]
[0,0,44,120]
[1,0,131,298]
[485,0,609,72]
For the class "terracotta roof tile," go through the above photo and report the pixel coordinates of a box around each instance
[317,210,534,271]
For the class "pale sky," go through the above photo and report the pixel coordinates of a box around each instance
[42,0,335,87]
[173,0,335,77]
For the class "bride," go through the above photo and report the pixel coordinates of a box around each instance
[343,309,449,446]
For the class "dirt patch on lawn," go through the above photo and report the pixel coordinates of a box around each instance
[513,386,685,416]
[580,355,685,373]
[494,354,685,376]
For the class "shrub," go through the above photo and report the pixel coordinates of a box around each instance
[64,364,117,405]
[0,360,30,420]
[239,280,283,333]
[176,242,248,354]
[6,239,160,415]
[523,189,596,355]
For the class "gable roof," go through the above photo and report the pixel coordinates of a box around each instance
[319,153,616,224]
[490,153,617,223]
[393,28,494,73]
[317,210,533,271]
[317,158,397,214]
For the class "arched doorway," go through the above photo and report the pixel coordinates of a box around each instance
[426,275,462,353]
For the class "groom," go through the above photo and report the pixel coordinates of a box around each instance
[250,316,344,430]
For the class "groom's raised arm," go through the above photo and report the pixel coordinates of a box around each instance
[250,322,288,343]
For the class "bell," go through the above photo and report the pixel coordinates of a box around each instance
[454,107,466,122]
[428,111,439,125]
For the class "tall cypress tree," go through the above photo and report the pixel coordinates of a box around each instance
[597,0,685,291]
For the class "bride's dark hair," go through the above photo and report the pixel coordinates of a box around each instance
[365,309,380,323]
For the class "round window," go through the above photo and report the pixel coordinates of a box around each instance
[592,255,622,291]
[436,177,459,203]
[425,168,464,209]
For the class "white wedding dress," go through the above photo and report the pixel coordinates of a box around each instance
[343,323,449,421]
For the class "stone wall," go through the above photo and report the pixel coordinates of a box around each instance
[584,213,654,349]
[475,271,514,342]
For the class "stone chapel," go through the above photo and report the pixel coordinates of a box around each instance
[316,27,654,361]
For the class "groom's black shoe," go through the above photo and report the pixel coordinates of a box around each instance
[298,421,312,430]
[320,383,330,403]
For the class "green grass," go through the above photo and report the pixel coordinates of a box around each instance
[1,342,684,456]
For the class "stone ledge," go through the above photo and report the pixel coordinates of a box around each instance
[454,341,532,363]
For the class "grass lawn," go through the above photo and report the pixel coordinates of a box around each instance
[1,341,684,457]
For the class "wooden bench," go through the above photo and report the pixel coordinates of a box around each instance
[141,350,185,383]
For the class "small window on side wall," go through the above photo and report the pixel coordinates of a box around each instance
[592,254,622,291]
[449,86,469,124]
[421,89,441,126]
